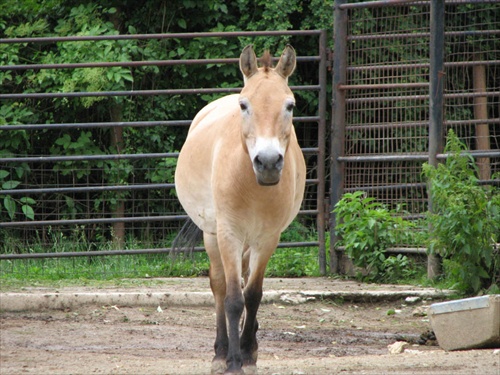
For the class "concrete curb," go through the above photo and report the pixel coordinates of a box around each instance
[0,288,453,312]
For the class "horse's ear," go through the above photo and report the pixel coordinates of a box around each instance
[240,45,258,79]
[275,45,296,79]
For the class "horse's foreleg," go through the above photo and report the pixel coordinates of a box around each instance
[240,240,278,373]
[240,275,263,372]
[217,230,245,374]
[204,233,228,374]
[224,277,244,374]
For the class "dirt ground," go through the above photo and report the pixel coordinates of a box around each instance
[1,279,499,375]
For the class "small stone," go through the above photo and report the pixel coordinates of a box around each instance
[405,296,421,304]
[412,306,429,317]
[388,341,408,354]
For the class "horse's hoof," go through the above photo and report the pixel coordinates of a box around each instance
[211,359,227,374]
[242,364,258,375]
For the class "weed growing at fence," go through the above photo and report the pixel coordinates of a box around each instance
[333,191,425,283]
[423,130,500,295]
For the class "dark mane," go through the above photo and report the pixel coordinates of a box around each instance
[260,51,273,72]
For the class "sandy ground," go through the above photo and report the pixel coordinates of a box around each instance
[1,278,499,375]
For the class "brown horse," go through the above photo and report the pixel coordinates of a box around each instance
[175,45,306,374]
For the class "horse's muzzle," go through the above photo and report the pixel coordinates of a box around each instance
[253,152,284,186]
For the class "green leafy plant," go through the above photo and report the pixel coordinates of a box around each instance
[333,191,422,282]
[423,130,500,294]
[0,167,36,220]
[266,220,320,277]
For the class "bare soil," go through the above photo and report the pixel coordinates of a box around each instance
[1,280,499,375]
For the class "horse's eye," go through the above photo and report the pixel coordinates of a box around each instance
[240,102,248,111]
[286,102,295,112]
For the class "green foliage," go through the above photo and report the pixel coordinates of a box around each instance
[423,130,500,294]
[0,165,36,220]
[333,191,423,282]
[266,220,321,277]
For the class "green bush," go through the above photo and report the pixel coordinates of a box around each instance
[333,191,423,283]
[423,130,500,294]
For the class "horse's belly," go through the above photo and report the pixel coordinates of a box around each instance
[175,144,216,233]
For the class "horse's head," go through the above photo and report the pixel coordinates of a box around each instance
[238,45,296,186]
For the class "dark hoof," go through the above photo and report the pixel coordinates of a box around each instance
[224,370,244,375]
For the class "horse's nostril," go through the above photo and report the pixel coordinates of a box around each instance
[254,153,283,171]
[254,155,264,171]
[276,154,284,167]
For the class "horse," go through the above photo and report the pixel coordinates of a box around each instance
[174,44,306,374]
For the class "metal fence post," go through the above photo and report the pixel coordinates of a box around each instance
[317,29,328,275]
[428,0,445,279]
[330,0,348,274]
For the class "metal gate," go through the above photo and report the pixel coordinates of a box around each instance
[0,31,328,273]
[330,0,500,274]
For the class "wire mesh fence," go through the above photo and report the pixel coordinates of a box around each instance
[330,0,500,273]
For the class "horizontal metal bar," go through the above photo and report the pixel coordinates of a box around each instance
[0,120,191,131]
[335,245,427,255]
[0,116,318,131]
[348,30,500,41]
[0,152,178,163]
[345,91,498,104]
[302,147,320,154]
[2,178,319,195]
[0,30,324,45]
[437,150,500,159]
[9,148,492,166]
[0,215,188,228]
[348,32,429,41]
[344,182,427,192]
[340,0,420,9]
[0,241,320,260]
[345,117,500,131]
[0,145,318,163]
[0,209,319,228]
[445,118,500,126]
[341,0,499,10]
[346,122,428,131]
[0,56,320,72]
[0,183,175,196]
[0,248,205,259]
[347,60,500,72]
[344,179,497,192]
[338,150,500,162]
[339,83,429,90]
[0,85,320,100]
[338,154,429,162]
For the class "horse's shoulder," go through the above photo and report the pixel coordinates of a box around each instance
[189,94,239,133]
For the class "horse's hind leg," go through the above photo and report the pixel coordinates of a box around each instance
[204,232,228,374]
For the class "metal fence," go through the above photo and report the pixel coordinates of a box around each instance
[2,1,499,278]
[330,0,500,274]
[0,30,328,273]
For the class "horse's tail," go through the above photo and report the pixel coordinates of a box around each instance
[171,218,203,255]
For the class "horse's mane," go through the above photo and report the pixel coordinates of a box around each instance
[260,50,273,72]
